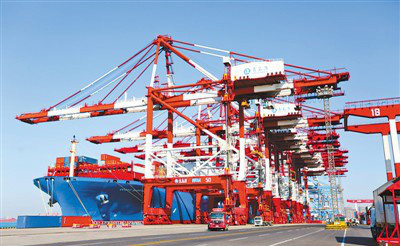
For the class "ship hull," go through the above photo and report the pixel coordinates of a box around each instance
[34,176,195,222]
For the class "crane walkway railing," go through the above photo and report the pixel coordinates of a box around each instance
[345,97,400,109]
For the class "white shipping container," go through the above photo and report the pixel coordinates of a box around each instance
[373,189,385,224]
[231,60,285,81]
[133,165,145,174]
[373,180,400,225]
[261,103,300,117]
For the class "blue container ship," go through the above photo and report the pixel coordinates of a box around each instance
[34,150,196,223]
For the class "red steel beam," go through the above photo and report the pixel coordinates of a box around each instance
[345,122,400,135]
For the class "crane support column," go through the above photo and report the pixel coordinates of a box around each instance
[165,47,174,177]
[166,111,173,177]
[382,134,394,180]
[389,118,400,177]
[303,173,311,222]
[225,102,232,170]
[345,122,400,181]
[238,101,247,181]
[149,41,160,87]
[145,88,154,178]
[196,122,201,156]
[264,129,272,191]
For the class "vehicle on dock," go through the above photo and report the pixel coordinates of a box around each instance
[325,216,347,230]
[346,218,359,227]
[369,176,400,243]
[254,216,263,226]
[208,209,230,231]
[254,216,272,226]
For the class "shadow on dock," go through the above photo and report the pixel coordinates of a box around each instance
[335,236,376,246]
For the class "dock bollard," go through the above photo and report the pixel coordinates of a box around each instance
[107,223,116,228]
[122,223,132,228]
[72,224,85,228]
[89,224,101,229]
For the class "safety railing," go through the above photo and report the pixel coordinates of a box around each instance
[345,97,400,109]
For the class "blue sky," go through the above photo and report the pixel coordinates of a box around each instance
[1,1,399,217]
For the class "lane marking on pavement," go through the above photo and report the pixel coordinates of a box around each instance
[75,242,104,246]
[195,244,208,246]
[130,227,305,246]
[74,236,173,246]
[228,237,248,241]
[72,235,172,246]
[267,228,324,246]
[341,229,347,246]
[148,236,171,239]
[258,233,270,237]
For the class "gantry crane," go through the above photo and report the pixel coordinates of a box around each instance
[17,35,350,225]
[344,97,400,179]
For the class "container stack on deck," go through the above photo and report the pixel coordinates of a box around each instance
[17,35,352,226]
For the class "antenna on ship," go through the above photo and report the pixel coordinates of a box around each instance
[69,136,79,177]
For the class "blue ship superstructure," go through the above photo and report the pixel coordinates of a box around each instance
[34,176,196,222]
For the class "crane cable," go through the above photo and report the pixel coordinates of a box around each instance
[46,179,52,214]
[36,180,49,215]
[47,42,154,110]
[51,178,55,211]
[67,180,90,217]
[106,170,144,202]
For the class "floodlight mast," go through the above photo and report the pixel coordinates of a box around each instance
[316,86,339,219]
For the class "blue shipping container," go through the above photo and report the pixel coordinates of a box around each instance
[0,221,16,228]
[64,156,98,165]
[79,156,98,164]
[16,216,62,228]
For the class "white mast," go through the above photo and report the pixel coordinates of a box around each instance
[69,136,78,177]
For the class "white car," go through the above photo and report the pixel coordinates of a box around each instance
[254,216,263,226]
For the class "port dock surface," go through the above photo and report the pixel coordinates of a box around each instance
[1,224,375,246]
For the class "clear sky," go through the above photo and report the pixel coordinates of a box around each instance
[1,1,399,218]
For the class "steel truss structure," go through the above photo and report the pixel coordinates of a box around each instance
[343,97,400,244]
[344,97,400,181]
[17,35,350,225]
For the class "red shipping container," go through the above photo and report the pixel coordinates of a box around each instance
[56,157,65,164]
[61,216,92,227]
[105,160,122,165]
[101,154,120,161]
